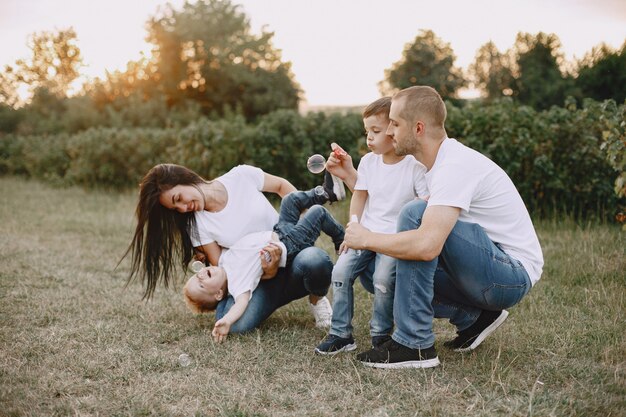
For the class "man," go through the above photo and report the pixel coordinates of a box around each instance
[340,86,543,369]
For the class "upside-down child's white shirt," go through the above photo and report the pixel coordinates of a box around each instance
[218,231,287,300]
[190,165,279,248]
[425,138,544,285]
[354,153,429,234]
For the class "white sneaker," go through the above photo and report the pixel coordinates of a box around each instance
[309,296,332,328]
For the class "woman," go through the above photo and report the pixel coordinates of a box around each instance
[122,163,336,333]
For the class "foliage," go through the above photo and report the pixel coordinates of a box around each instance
[15,28,82,98]
[145,0,300,120]
[381,29,466,99]
[2,99,624,220]
[575,42,626,104]
[468,41,515,102]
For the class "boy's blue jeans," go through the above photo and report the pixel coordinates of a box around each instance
[274,190,344,263]
[329,249,396,339]
[216,189,339,334]
[393,200,532,349]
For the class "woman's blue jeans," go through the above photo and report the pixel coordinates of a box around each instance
[393,200,532,349]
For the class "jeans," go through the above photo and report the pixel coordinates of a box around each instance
[393,199,532,349]
[329,249,396,339]
[216,246,333,333]
[274,190,345,263]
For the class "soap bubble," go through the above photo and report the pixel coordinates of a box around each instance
[307,154,326,174]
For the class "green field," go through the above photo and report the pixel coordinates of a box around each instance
[1,177,624,416]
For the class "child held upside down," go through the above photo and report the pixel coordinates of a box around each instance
[183,184,346,342]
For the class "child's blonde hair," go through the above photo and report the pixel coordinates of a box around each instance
[182,280,218,314]
[363,96,391,119]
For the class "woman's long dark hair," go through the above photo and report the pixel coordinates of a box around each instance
[120,164,206,300]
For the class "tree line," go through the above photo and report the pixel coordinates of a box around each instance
[1,0,625,134]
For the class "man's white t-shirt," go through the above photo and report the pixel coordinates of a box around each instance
[426,138,544,285]
[190,165,279,248]
[219,231,287,300]
[355,153,429,234]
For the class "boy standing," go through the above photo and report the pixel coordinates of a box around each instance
[315,97,428,355]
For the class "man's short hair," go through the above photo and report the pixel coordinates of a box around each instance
[393,86,446,128]
[363,96,392,119]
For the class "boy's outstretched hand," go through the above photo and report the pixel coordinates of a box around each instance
[326,143,357,192]
[212,318,231,343]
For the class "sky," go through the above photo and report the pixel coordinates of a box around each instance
[1,0,625,106]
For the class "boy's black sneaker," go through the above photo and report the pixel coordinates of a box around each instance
[323,171,345,203]
[356,339,440,369]
[315,334,356,355]
[371,335,392,348]
[444,310,509,352]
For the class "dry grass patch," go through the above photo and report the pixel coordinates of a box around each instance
[1,177,624,416]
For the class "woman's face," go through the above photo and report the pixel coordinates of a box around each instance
[159,185,205,213]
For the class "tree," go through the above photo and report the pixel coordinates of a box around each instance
[16,28,82,98]
[380,30,466,99]
[575,42,626,103]
[146,0,300,120]
[510,32,571,109]
[0,65,22,108]
[469,41,515,102]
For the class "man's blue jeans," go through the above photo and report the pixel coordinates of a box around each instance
[329,249,396,339]
[393,200,532,349]
[216,246,333,333]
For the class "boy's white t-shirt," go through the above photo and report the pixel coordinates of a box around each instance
[218,231,287,300]
[354,153,429,234]
[190,165,279,248]
[426,138,544,285]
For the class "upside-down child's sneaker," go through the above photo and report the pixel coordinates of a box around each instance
[357,339,440,369]
[309,296,333,328]
[323,171,345,203]
[315,334,357,355]
[444,310,509,352]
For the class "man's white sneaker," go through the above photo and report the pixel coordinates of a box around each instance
[309,296,333,328]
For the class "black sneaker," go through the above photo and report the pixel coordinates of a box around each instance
[314,334,356,355]
[323,171,345,203]
[444,310,509,352]
[357,339,440,369]
[371,335,392,348]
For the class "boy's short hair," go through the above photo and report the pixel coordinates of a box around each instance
[183,281,218,314]
[363,96,392,119]
[393,86,446,128]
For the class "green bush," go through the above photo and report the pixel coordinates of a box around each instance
[1,100,623,220]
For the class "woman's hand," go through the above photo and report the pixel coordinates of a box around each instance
[260,243,282,279]
[326,143,357,192]
[212,318,231,343]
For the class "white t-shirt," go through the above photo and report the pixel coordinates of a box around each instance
[426,138,544,285]
[354,153,429,234]
[190,165,279,248]
[219,231,287,300]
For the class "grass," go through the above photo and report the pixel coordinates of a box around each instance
[0,176,624,416]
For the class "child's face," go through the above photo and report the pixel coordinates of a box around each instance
[186,266,227,305]
[364,114,395,155]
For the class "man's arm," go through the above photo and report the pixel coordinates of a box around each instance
[343,205,461,261]
[212,292,250,343]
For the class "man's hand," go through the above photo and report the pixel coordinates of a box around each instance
[343,222,371,250]
[260,242,282,279]
[212,318,231,343]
